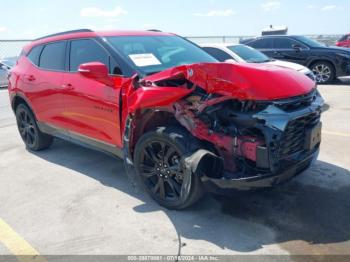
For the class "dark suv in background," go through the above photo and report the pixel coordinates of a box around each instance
[242,35,350,84]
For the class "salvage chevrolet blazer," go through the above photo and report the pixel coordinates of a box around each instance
[8,29,323,209]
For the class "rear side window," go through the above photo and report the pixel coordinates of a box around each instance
[27,45,43,66]
[202,47,233,62]
[273,38,300,49]
[39,42,66,71]
[249,38,274,49]
[70,39,109,72]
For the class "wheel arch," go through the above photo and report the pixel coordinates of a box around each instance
[12,94,35,116]
[125,109,182,160]
[307,59,336,71]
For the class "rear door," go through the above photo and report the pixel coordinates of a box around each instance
[272,37,309,65]
[61,38,124,147]
[23,41,67,128]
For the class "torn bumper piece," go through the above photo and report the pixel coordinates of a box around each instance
[187,147,319,194]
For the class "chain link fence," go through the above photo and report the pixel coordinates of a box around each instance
[0,35,342,61]
[0,40,31,60]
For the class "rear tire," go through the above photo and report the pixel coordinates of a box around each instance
[133,126,203,209]
[15,104,53,151]
[311,61,335,84]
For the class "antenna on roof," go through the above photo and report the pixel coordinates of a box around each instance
[147,29,162,32]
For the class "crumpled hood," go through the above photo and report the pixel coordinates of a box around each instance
[144,62,315,101]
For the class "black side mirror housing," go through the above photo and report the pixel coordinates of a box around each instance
[292,44,302,51]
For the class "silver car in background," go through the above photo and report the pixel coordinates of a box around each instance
[0,59,16,88]
[201,43,315,81]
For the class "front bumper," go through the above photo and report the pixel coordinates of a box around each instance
[195,90,323,194]
[201,147,319,194]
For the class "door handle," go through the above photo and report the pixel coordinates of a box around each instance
[274,51,281,55]
[26,75,35,81]
[62,83,74,90]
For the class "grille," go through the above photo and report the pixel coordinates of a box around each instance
[273,90,317,112]
[279,112,321,159]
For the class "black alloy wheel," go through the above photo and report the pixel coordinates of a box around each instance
[139,139,184,201]
[15,104,53,151]
[134,127,203,209]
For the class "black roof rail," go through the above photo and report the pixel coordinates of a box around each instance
[147,29,162,32]
[33,29,93,41]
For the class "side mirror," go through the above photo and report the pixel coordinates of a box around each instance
[292,44,302,52]
[78,62,115,86]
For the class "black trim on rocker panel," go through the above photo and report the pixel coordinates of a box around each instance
[37,122,124,158]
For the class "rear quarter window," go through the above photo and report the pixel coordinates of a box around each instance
[27,45,43,66]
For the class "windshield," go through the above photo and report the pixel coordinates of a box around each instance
[227,45,270,63]
[106,35,218,75]
[294,36,325,47]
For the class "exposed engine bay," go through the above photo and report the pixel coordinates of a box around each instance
[125,62,324,191]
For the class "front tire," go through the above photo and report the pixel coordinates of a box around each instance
[311,61,335,84]
[15,104,53,151]
[133,126,203,209]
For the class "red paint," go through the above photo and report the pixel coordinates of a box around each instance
[336,34,350,48]
[9,30,316,164]
[143,62,315,100]
[236,137,264,162]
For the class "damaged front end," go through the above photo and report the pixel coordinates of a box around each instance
[125,62,324,193]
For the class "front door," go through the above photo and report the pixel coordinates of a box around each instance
[61,39,124,147]
[271,37,308,65]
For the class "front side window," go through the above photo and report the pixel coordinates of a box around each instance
[293,36,325,48]
[105,35,217,76]
[202,47,233,62]
[69,39,110,72]
[273,38,301,49]
[39,42,66,70]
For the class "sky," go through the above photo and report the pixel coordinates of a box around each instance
[0,0,349,39]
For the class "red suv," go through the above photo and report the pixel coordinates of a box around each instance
[9,29,323,209]
[336,34,350,48]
